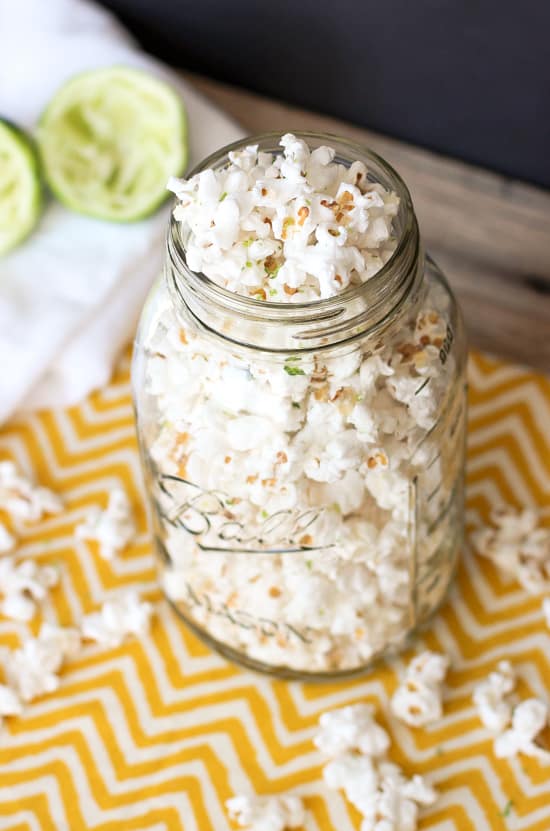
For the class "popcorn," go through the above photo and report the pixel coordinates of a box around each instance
[314,703,390,757]
[323,752,379,815]
[323,754,437,830]
[0,683,23,724]
[149,136,461,674]
[321,742,437,830]
[225,793,305,831]
[0,462,62,522]
[315,699,438,828]
[0,556,59,621]
[81,591,154,647]
[471,506,550,594]
[169,134,399,302]
[0,523,15,553]
[472,661,516,732]
[360,763,437,831]
[5,623,80,702]
[391,651,449,727]
[76,488,136,560]
[494,698,550,762]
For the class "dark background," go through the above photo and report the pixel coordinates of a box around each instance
[100,0,550,189]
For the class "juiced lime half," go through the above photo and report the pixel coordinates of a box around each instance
[0,118,43,255]
[37,67,187,222]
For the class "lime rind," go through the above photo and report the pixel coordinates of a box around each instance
[37,66,187,223]
[0,119,43,255]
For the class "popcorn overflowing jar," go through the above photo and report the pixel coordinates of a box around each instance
[132,133,467,679]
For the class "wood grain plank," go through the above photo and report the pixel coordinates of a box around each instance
[186,73,550,371]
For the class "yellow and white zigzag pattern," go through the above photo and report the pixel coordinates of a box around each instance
[0,350,549,830]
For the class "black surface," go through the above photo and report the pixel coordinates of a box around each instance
[100,0,550,189]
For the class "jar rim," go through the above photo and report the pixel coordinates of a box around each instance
[168,131,418,322]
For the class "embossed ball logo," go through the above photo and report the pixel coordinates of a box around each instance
[155,473,334,554]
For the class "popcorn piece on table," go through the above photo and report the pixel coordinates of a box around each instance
[225,793,305,831]
[75,488,136,560]
[0,557,59,621]
[0,683,23,725]
[314,702,390,757]
[323,752,379,815]
[0,461,63,522]
[323,753,437,826]
[472,660,516,732]
[0,523,15,553]
[360,762,437,831]
[494,698,550,762]
[471,505,550,594]
[5,623,80,702]
[81,591,154,648]
[391,650,449,727]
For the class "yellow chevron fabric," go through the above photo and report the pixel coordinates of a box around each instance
[0,350,549,831]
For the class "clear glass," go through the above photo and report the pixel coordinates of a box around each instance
[132,133,467,680]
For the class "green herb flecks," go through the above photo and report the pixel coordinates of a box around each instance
[284,365,306,376]
[219,191,227,201]
[500,800,514,818]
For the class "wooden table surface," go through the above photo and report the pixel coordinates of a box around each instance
[189,73,550,373]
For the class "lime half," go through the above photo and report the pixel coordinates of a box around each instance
[0,119,43,255]
[37,67,187,222]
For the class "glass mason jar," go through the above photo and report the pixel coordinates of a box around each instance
[132,133,467,680]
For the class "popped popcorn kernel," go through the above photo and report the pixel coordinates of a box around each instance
[225,792,305,831]
[81,591,154,648]
[0,462,62,522]
[391,651,449,727]
[314,703,390,758]
[494,698,550,762]
[76,487,136,560]
[5,623,80,702]
[471,505,550,593]
[473,660,516,732]
[0,556,59,621]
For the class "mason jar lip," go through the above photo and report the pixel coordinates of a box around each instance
[168,130,417,320]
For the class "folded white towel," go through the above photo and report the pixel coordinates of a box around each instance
[0,0,244,421]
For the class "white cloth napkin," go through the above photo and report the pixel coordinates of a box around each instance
[0,0,244,422]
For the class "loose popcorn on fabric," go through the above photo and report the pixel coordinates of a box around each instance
[75,487,136,560]
[5,623,80,702]
[472,660,516,733]
[0,557,59,621]
[494,698,550,762]
[391,651,449,727]
[0,461,62,522]
[225,793,305,831]
[81,591,154,647]
[314,702,390,757]
[471,506,550,594]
